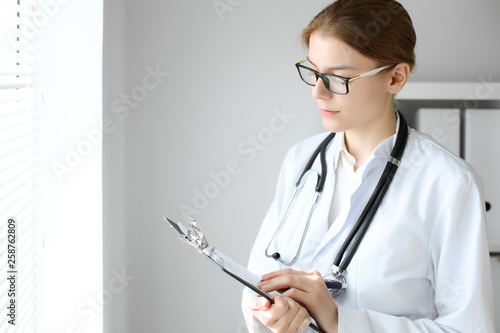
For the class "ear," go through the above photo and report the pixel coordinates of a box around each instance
[387,62,410,94]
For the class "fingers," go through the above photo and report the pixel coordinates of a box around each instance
[257,269,339,331]
[257,296,271,310]
[252,295,311,333]
[258,269,325,295]
[261,268,317,281]
[289,304,312,332]
[247,294,270,311]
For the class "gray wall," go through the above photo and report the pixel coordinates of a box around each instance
[103,1,500,332]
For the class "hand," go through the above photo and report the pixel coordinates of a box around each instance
[249,294,311,333]
[258,269,339,333]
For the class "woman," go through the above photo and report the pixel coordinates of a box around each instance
[241,0,495,332]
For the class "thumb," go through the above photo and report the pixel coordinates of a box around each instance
[257,297,271,310]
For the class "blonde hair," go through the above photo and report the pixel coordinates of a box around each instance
[302,0,416,71]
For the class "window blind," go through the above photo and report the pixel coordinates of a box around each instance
[0,0,41,331]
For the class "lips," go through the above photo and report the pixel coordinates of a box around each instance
[320,109,339,117]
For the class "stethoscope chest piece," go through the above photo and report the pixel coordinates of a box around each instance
[323,271,347,298]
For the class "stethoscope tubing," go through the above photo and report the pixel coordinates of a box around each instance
[333,113,408,272]
[297,132,336,192]
[265,132,335,265]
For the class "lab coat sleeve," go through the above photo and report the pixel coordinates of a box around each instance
[338,170,495,333]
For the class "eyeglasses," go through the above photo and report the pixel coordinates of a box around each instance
[295,59,390,95]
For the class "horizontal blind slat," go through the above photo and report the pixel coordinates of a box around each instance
[0,62,34,74]
[0,33,36,52]
[0,0,35,11]
[0,5,18,22]
[0,118,33,133]
[16,210,35,231]
[0,2,35,15]
[0,1,19,10]
[0,87,34,102]
[0,48,35,63]
[0,154,33,176]
[0,75,33,89]
[0,184,35,218]
[0,100,34,116]
[0,107,34,124]
[0,140,34,161]
[0,124,34,147]
[0,156,33,190]
[0,170,34,202]
[0,21,18,34]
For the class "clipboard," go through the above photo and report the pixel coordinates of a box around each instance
[164,216,323,333]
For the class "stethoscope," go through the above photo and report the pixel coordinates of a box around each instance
[265,111,409,298]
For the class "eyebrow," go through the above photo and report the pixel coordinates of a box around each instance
[306,56,351,71]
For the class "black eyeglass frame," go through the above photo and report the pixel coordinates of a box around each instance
[295,59,390,95]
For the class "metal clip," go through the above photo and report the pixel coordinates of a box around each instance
[388,156,401,167]
[187,216,209,250]
[330,264,344,276]
[165,216,210,251]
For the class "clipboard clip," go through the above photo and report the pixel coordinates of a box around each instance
[165,216,210,251]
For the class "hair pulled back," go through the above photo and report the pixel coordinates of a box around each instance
[302,0,416,71]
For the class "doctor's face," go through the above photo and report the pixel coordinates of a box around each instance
[307,32,394,134]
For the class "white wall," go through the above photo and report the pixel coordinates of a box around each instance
[103,1,500,332]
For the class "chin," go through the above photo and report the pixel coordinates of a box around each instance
[321,117,346,133]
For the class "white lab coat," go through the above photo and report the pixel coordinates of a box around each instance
[242,122,495,332]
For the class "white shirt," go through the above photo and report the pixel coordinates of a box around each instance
[329,133,362,228]
[242,121,495,332]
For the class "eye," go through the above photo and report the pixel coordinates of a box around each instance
[325,75,346,86]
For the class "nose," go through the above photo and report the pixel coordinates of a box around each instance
[311,77,332,101]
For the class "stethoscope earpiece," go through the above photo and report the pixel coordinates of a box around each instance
[272,252,281,260]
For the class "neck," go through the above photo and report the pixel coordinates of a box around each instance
[344,110,397,171]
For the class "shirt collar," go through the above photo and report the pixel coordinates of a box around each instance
[334,133,356,171]
[333,111,401,171]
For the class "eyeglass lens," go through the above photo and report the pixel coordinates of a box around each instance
[297,66,348,94]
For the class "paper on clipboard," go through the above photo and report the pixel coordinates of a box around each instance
[164,216,324,333]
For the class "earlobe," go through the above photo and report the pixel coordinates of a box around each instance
[388,63,410,94]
